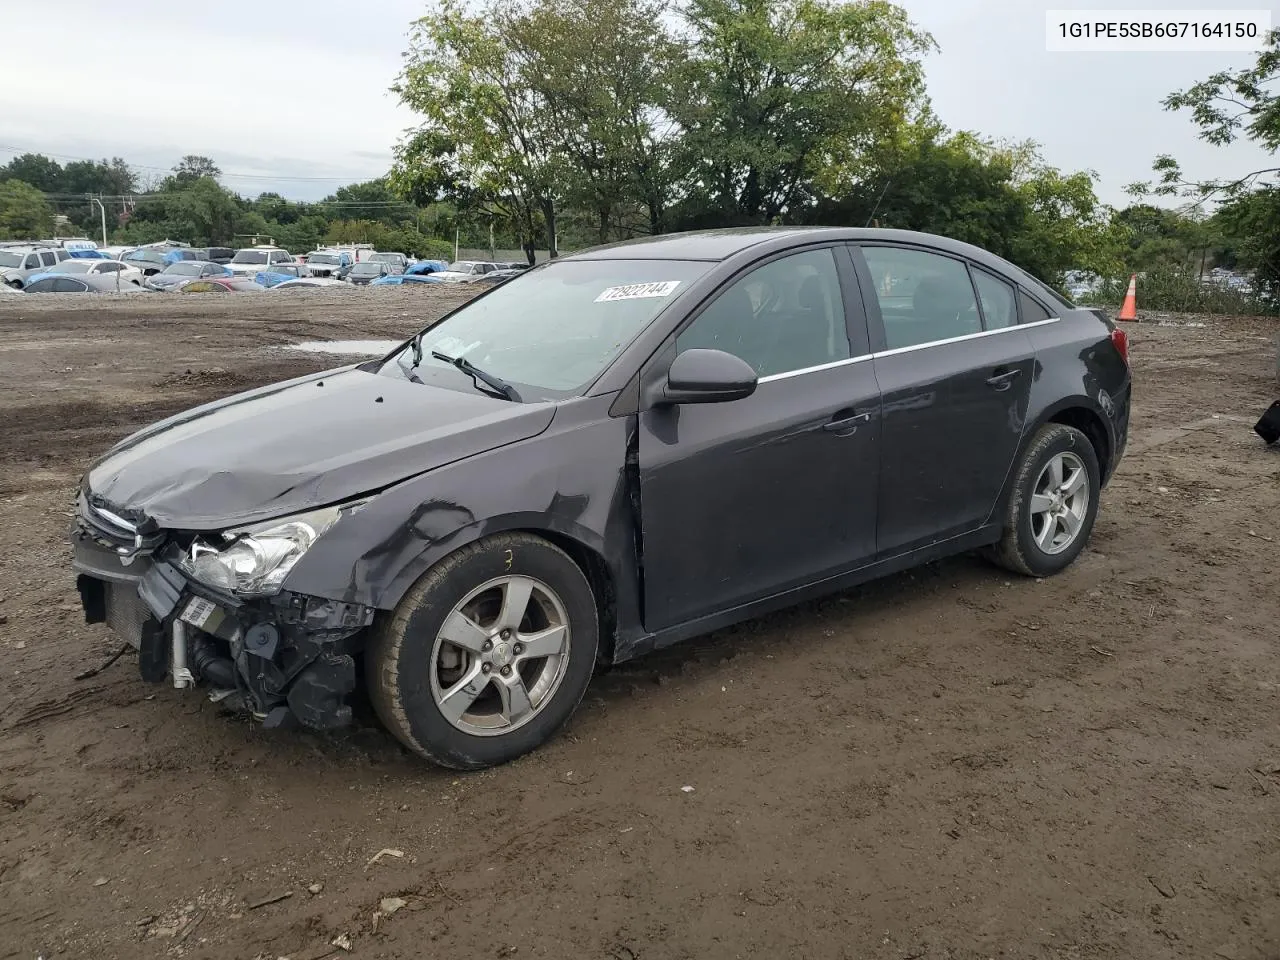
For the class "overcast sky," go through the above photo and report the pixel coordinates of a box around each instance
[0,0,1272,207]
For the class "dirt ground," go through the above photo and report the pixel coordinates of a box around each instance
[0,288,1277,960]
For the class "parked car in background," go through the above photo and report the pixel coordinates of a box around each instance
[163,249,205,265]
[226,246,293,277]
[122,248,171,277]
[303,251,353,279]
[56,237,100,254]
[146,261,231,292]
[271,277,349,291]
[40,259,145,287]
[345,261,393,285]
[98,246,137,261]
[369,273,445,286]
[254,263,314,287]
[0,245,68,288]
[473,268,525,287]
[66,227,1131,769]
[429,260,501,283]
[404,259,448,277]
[24,274,148,294]
[201,247,235,264]
[175,277,266,293]
[369,252,410,273]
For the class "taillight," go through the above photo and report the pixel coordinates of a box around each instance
[1110,328,1129,365]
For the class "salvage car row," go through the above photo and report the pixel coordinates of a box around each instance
[0,241,530,294]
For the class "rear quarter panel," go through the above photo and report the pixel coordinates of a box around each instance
[1023,309,1131,482]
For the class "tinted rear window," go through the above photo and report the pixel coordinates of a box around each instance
[1019,291,1053,323]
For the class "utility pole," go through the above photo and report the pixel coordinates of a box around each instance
[89,197,108,246]
[489,220,495,260]
[454,226,459,263]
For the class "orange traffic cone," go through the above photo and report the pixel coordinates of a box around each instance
[1116,274,1138,322]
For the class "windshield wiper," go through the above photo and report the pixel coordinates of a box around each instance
[430,351,521,402]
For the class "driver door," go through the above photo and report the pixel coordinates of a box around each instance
[637,246,882,632]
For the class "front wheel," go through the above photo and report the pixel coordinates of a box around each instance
[366,533,598,769]
[988,423,1101,577]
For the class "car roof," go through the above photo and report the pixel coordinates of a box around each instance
[561,226,1028,271]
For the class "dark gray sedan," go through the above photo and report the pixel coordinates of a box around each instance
[71,228,1131,769]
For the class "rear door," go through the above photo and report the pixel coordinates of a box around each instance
[852,244,1035,556]
[637,245,882,631]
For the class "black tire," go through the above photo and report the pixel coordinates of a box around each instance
[988,423,1101,577]
[366,532,598,770]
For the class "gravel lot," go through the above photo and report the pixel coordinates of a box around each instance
[0,289,1277,960]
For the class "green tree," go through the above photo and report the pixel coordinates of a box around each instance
[396,1,563,260]
[0,180,55,239]
[0,154,64,193]
[670,0,934,225]
[169,155,222,188]
[1130,30,1280,288]
[501,0,679,241]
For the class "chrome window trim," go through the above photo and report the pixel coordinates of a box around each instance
[758,353,873,383]
[871,317,1060,360]
[755,317,1060,383]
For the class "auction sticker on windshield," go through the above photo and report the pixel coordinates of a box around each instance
[595,280,681,302]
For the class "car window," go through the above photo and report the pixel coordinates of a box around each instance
[40,252,57,266]
[861,247,982,349]
[25,278,56,292]
[1019,291,1053,323]
[972,268,1016,330]
[56,250,69,262]
[677,248,850,378]
[98,262,120,272]
[24,255,41,270]
[54,277,87,292]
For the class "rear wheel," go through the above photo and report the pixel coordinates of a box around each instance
[988,423,1100,577]
[366,533,598,770]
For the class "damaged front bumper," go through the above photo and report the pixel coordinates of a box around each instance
[71,520,374,731]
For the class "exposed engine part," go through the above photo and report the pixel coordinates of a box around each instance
[286,652,356,730]
[190,632,237,688]
[171,621,195,689]
[244,622,280,659]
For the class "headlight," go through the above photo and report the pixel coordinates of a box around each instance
[179,503,357,596]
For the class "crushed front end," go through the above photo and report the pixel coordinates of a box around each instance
[71,491,373,730]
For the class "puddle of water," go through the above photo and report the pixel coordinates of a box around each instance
[288,339,401,356]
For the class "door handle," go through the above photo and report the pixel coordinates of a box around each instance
[823,411,873,434]
[985,368,1022,391]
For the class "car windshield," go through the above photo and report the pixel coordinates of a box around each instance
[370,253,397,262]
[0,252,24,267]
[231,250,269,264]
[51,262,91,274]
[385,259,711,400]
[308,253,339,264]
[352,263,382,274]
[164,263,205,276]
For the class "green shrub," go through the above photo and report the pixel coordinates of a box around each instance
[1080,267,1277,316]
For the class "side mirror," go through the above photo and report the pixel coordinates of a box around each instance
[660,348,758,405]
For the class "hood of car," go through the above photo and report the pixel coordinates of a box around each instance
[430,271,472,282]
[149,274,193,287]
[227,262,272,273]
[86,367,556,530]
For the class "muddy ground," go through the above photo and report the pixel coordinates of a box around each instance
[0,288,1277,960]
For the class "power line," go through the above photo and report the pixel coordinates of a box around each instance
[0,144,383,183]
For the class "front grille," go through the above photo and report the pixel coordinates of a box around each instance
[105,581,152,649]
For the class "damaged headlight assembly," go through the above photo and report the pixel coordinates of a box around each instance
[179,502,362,596]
